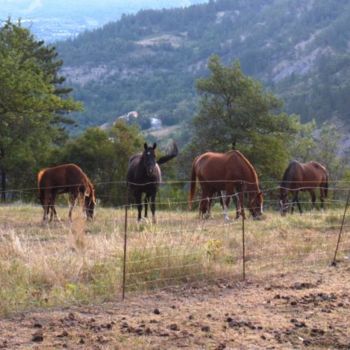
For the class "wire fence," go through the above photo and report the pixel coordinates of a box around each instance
[0,179,350,310]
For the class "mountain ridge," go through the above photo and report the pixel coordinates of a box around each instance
[56,0,350,130]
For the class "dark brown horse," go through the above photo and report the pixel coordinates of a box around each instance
[189,150,263,220]
[38,163,96,222]
[279,160,328,215]
[127,142,178,223]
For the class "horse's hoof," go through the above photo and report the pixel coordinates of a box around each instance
[138,217,148,223]
[152,217,157,224]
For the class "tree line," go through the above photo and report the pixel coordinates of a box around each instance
[1,21,349,207]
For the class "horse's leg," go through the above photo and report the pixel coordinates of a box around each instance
[199,189,210,219]
[219,192,224,209]
[236,191,245,219]
[291,192,296,214]
[309,190,316,210]
[68,192,77,221]
[295,192,302,214]
[198,195,204,219]
[51,191,60,221]
[144,195,149,218]
[43,192,50,222]
[48,191,56,222]
[232,185,243,220]
[51,205,58,221]
[208,197,214,218]
[233,194,240,219]
[49,204,53,222]
[221,190,230,221]
[150,192,157,224]
[320,187,325,210]
[231,194,238,219]
[207,191,216,219]
[135,192,143,222]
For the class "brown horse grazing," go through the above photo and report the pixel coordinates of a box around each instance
[189,150,263,220]
[38,164,96,222]
[279,160,328,216]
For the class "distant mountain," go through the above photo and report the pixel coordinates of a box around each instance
[0,0,206,41]
[55,0,350,130]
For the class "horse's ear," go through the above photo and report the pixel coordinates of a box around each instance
[144,143,148,150]
[84,187,91,197]
[152,142,157,150]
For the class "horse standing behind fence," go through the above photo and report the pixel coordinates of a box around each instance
[38,163,96,222]
[189,150,263,220]
[279,160,328,215]
[127,141,178,223]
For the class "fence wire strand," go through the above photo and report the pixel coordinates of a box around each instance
[1,180,350,307]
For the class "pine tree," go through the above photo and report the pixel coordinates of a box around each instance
[190,55,302,179]
[0,20,82,200]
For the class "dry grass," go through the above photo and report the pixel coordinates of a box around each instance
[0,203,349,316]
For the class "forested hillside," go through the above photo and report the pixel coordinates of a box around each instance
[56,0,350,130]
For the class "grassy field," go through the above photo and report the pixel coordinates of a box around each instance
[0,203,349,317]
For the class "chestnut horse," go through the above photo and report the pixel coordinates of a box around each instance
[189,150,263,220]
[279,160,328,215]
[127,142,178,223]
[38,163,96,222]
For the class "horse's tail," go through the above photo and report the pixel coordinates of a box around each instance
[37,169,46,205]
[157,141,178,165]
[188,160,197,210]
[37,169,45,184]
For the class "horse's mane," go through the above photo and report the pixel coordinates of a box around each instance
[228,150,259,187]
[85,175,94,191]
[81,171,95,199]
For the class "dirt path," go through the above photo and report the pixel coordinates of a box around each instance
[0,264,349,349]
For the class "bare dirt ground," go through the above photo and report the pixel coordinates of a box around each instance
[0,263,349,350]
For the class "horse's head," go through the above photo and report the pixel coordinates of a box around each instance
[142,142,157,177]
[279,187,289,216]
[249,191,264,219]
[84,186,96,220]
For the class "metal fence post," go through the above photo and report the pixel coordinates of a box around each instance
[241,188,246,281]
[122,187,129,300]
[332,189,350,266]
